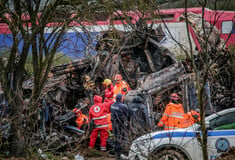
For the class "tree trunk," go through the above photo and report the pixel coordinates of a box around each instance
[9,94,25,156]
[199,86,208,160]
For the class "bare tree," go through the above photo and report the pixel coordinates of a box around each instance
[0,0,102,156]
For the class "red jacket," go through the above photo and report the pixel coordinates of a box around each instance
[89,95,114,129]
[104,83,114,102]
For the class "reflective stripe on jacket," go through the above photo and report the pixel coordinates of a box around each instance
[158,103,185,130]
[89,95,114,129]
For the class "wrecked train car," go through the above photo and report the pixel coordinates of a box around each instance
[22,23,179,109]
[22,16,220,124]
[18,12,235,152]
[21,12,234,126]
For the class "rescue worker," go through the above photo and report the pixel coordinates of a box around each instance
[102,79,114,102]
[88,95,114,151]
[107,113,112,131]
[110,94,129,159]
[73,108,88,130]
[129,95,150,136]
[157,93,185,130]
[183,109,201,127]
[102,79,113,132]
[113,74,131,99]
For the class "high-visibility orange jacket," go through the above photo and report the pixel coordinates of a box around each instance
[158,102,185,130]
[188,110,200,122]
[179,110,201,128]
[186,110,201,126]
[75,114,88,129]
[113,80,131,99]
[107,113,112,131]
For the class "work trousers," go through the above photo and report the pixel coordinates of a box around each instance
[89,128,109,151]
[112,120,127,157]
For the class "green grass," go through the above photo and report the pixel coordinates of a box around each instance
[25,53,72,76]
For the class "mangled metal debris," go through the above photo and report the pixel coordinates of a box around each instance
[20,20,181,152]
[22,22,178,108]
[18,13,235,153]
[180,12,235,111]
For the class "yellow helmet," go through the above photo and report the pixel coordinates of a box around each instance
[102,79,112,86]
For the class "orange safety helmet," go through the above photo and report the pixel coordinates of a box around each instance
[102,79,112,86]
[170,93,179,100]
[114,74,123,81]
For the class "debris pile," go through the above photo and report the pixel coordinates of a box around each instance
[23,21,178,108]
[180,12,235,111]
[15,12,235,153]
[19,20,182,153]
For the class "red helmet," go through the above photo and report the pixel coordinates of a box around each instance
[115,74,122,81]
[170,93,179,100]
[73,108,82,116]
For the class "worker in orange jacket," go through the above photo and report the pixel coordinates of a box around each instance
[73,108,88,130]
[102,79,114,102]
[113,74,131,100]
[182,110,201,128]
[158,93,185,130]
[107,113,112,131]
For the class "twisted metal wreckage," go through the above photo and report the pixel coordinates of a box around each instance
[1,12,234,152]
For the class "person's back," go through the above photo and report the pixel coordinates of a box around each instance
[110,94,129,159]
[160,103,184,130]
[88,95,114,151]
[158,93,185,130]
[111,94,129,123]
[129,96,150,132]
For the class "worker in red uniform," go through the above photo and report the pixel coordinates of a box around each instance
[102,79,114,102]
[88,95,114,151]
[158,93,185,130]
[73,108,88,130]
[113,74,131,100]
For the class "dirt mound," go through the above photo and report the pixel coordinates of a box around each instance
[81,148,113,159]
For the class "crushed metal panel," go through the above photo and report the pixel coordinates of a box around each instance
[139,62,185,95]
